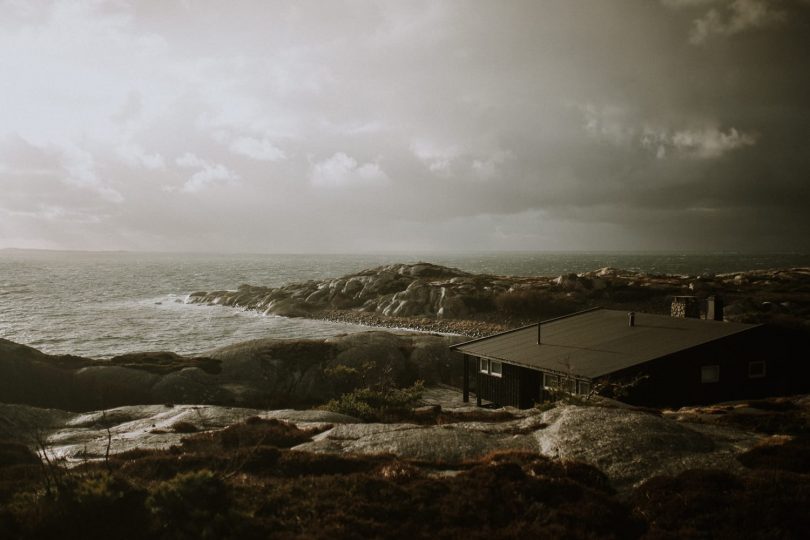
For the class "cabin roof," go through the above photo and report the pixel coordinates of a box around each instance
[450,308,760,379]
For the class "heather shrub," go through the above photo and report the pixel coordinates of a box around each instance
[11,474,149,540]
[322,381,424,421]
[147,470,234,539]
[737,436,810,473]
[632,468,810,539]
[170,421,198,433]
[0,440,40,467]
[219,416,317,448]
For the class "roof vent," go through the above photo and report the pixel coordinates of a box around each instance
[628,312,635,327]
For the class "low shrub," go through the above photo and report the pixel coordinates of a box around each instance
[9,474,150,540]
[179,417,319,453]
[632,468,810,539]
[737,436,810,473]
[746,398,798,412]
[219,417,317,448]
[274,451,389,477]
[170,421,198,433]
[250,454,641,539]
[120,453,220,480]
[716,409,810,435]
[0,440,40,468]
[147,470,234,539]
[322,381,424,421]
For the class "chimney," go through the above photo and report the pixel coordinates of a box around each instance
[707,296,724,321]
[671,296,700,318]
[628,312,635,327]
[537,322,541,345]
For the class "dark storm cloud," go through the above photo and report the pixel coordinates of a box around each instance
[0,0,808,252]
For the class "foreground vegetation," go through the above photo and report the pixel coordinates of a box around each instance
[2,411,809,540]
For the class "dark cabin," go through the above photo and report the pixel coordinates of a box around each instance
[451,304,806,408]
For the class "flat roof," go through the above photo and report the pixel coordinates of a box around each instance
[451,308,760,379]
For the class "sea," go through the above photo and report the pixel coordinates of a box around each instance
[1,250,808,359]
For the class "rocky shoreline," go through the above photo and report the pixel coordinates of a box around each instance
[187,262,810,335]
[311,308,509,337]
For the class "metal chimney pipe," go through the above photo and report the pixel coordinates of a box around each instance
[537,322,541,344]
[628,312,635,327]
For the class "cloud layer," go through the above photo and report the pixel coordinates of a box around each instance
[0,0,808,252]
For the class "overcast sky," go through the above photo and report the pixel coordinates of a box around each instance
[1,0,808,253]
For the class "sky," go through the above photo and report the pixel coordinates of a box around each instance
[1,0,808,253]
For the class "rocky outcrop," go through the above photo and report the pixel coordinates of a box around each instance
[188,262,483,319]
[10,396,782,491]
[0,332,464,412]
[186,263,810,333]
[0,403,357,461]
[295,403,759,490]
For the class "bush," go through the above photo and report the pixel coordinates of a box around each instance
[170,421,198,433]
[0,441,40,468]
[10,474,150,540]
[738,436,810,473]
[322,381,424,421]
[147,470,234,539]
[218,417,317,449]
[632,468,810,539]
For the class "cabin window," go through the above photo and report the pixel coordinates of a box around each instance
[577,381,591,395]
[562,378,576,394]
[490,360,503,377]
[543,373,559,389]
[701,365,720,383]
[748,361,766,379]
[480,358,490,374]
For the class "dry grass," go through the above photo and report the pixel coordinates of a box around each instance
[4,415,810,539]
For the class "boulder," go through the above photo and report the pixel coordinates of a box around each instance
[0,332,462,411]
[534,405,755,490]
[294,404,763,490]
[295,422,536,462]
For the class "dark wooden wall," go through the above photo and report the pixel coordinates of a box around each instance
[517,367,542,408]
[477,363,520,407]
[609,326,810,407]
[476,363,543,408]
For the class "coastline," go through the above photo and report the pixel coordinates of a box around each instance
[188,263,810,341]
[311,309,512,337]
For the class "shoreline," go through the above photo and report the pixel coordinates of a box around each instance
[307,309,512,337]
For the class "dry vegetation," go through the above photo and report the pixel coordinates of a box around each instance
[2,409,810,539]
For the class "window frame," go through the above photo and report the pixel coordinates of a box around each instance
[577,380,591,396]
[748,361,766,379]
[543,373,559,389]
[490,360,503,378]
[701,365,720,384]
[480,358,490,374]
[562,378,576,394]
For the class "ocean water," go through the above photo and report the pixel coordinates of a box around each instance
[1,250,808,359]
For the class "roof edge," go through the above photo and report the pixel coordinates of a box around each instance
[449,306,604,351]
